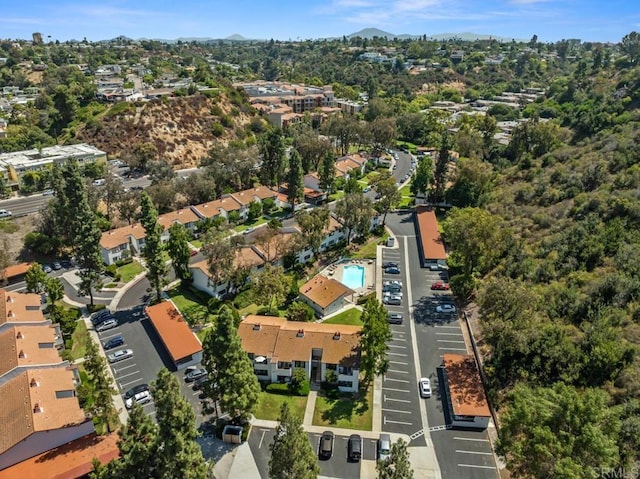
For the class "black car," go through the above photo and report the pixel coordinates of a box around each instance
[384,267,401,275]
[381,262,398,269]
[102,336,124,351]
[185,368,207,383]
[124,383,149,400]
[192,376,209,390]
[348,434,362,462]
[92,313,115,326]
[319,431,334,460]
[91,309,112,324]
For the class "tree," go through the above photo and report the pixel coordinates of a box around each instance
[152,368,210,479]
[102,173,124,221]
[45,277,64,305]
[372,171,401,224]
[497,382,620,479]
[445,157,494,207]
[360,298,392,383]
[83,338,119,433]
[286,301,315,322]
[431,132,452,203]
[369,117,397,156]
[140,192,168,302]
[247,200,263,221]
[335,192,375,244]
[377,438,414,479]
[25,263,48,293]
[269,403,319,479]
[116,190,141,224]
[620,31,640,64]
[296,207,330,258]
[253,264,289,314]
[287,148,304,211]
[202,306,260,421]
[177,173,217,205]
[319,151,336,192]
[259,128,285,187]
[167,223,191,281]
[201,230,235,294]
[293,128,332,171]
[411,156,433,198]
[75,189,105,306]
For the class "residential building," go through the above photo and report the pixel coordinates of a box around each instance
[298,274,354,317]
[0,144,107,191]
[238,315,361,392]
[334,154,368,179]
[0,262,31,286]
[99,223,146,265]
[415,206,447,267]
[0,118,7,138]
[145,301,203,370]
[191,195,244,221]
[157,207,201,241]
[440,354,492,430]
[335,98,365,115]
[0,289,93,471]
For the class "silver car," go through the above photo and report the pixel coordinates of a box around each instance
[108,349,133,363]
[96,318,118,332]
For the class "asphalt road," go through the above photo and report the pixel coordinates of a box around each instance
[248,427,373,479]
[385,212,499,479]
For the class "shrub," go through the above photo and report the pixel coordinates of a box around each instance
[357,292,376,305]
[233,289,255,309]
[286,301,314,322]
[211,122,224,136]
[289,368,310,396]
[266,383,291,395]
[115,257,133,267]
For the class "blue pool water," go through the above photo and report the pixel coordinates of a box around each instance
[342,265,365,289]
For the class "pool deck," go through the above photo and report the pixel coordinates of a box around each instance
[322,258,376,301]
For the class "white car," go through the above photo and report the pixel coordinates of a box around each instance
[436,304,457,313]
[0,209,12,218]
[419,378,432,398]
[125,390,152,409]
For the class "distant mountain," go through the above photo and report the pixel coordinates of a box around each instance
[347,28,399,39]
[226,34,248,41]
[346,28,524,42]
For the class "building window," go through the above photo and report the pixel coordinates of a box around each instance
[338,380,353,388]
[55,390,75,399]
[338,366,352,375]
[255,369,269,376]
[294,361,306,368]
[277,361,292,370]
[326,364,337,371]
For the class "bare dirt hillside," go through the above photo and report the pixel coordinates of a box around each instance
[77,93,255,169]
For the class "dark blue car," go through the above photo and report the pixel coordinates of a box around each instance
[102,336,124,351]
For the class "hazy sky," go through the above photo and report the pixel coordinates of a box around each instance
[1,0,637,43]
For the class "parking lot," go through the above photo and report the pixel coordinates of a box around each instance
[248,428,377,479]
[96,306,208,425]
[379,246,425,447]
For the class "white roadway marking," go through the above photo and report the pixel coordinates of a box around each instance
[454,437,490,442]
[382,408,412,414]
[389,360,408,365]
[120,378,144,388]
[437,339,466,343]
[387,352,407,357]
[435,332,463,336]
[438,347,468,352]
[383,387,410,393]
[384,377,410,383]
[458,464,497,470]
[258,429,267,449]
[388,344,407,349]
[115,364,137,372]
[117,371,140,380]
[436,325,461,329]
[384,417,413,426]
[456,450,493,456]
[387,369,409,374]
[384,395,411,403]
[100,332,121,339]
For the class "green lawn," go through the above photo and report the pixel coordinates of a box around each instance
[117,260,146,283]
[234,217,268,233]
[167,286,212,326]
[190,239,203,249]
[254,391,307,421]
[399,185,412,197]
[328,191,345,202]
[312,386,373,430]
[351,238,380,259]
[69,320,90,361]
[323,308,363,326]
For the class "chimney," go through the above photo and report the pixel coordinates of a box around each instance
[16,331,23,339]
[7,295,14,303]
[18,349,26,358]
[253,324,261,331]
[8,310,14,318]
[333,332,341,340]
[296,329,304,338]
[30,378,38,387]
[33,403,43,413]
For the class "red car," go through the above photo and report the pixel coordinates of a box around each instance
[431,281,450,290]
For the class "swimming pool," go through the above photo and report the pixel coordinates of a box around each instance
[341,265,365,289]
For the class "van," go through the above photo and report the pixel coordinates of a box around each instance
[386,237,395,247]
[378,434,391,461]
[348,434,362,462]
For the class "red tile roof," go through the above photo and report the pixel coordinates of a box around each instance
[0,262,31,279]
[299,275,354,309]
[145,301,202,362]
[416,206,447,261]
[443,354,491,418]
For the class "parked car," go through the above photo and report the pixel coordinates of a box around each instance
[387,313,403,324]
[436,304,457,313]
[383,284,402,293]
[42,189,54,196]
[428,263,447,271]
[0,209,12,218]
[192,376,209,390]
[363,186,371,193]
[319,431,334,460]
[419,377,432,398]
[383,280,402,287]
[383,295,402,306]
[125,390,152,409]
[348,434,362,462]
[52,261,62,270]
[42,264,52,273]
[384,267,401,275]
[378,433,391,461]
[383,291,403,298]
[96,318,118,332]
[91,309,113,325]
[131,186,144,191]
[185,368,207,383]
[430,281,450,290]
[124,383,149,400]
[102,336,124,351]
[108,349,133,363]
[381,262,398,269]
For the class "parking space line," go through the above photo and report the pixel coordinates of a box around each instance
[117,371,141,380]
[114,364,137,372]
[120,378,144,388]
[388,344,407,349]
[438,347,468,351]
[437,339,466,343]
[436,332,463,336]
[388,352,407,357]
[456,450,493,456]
[383,387,410,393]
[384,417,413,426]
[147,410,156,416]
[387,369,408,374]
[384,377,410,383]
[454,437,490,442]
[390,360,408,365]
[382,408,412,414]
[391,337,407,341]
[458,464,497,470]
[100,332,121,339]
[436,325,460,329]
[384,396,411,403]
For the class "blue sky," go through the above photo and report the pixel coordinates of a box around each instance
[1,0,638,43]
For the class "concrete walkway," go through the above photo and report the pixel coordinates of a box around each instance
[303,390,317,425]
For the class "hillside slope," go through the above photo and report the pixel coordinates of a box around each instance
[76,93,255,168]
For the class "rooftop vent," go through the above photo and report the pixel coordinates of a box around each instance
[253,324,261,331]
[30,378,38,387]
[18,350,26,359]
[33,403,43,413]
[16,331,23,339]
[7,310,15,318]
[333,332,341,340]
[7,295,14,303]
[296,329,305,338]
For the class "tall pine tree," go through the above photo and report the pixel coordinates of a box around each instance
[259,127,285,187]
[167,222,192,281]
[140,192,168,302]
[360,297,392,383]
[269,403,319,479]
[287,148,304,211]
